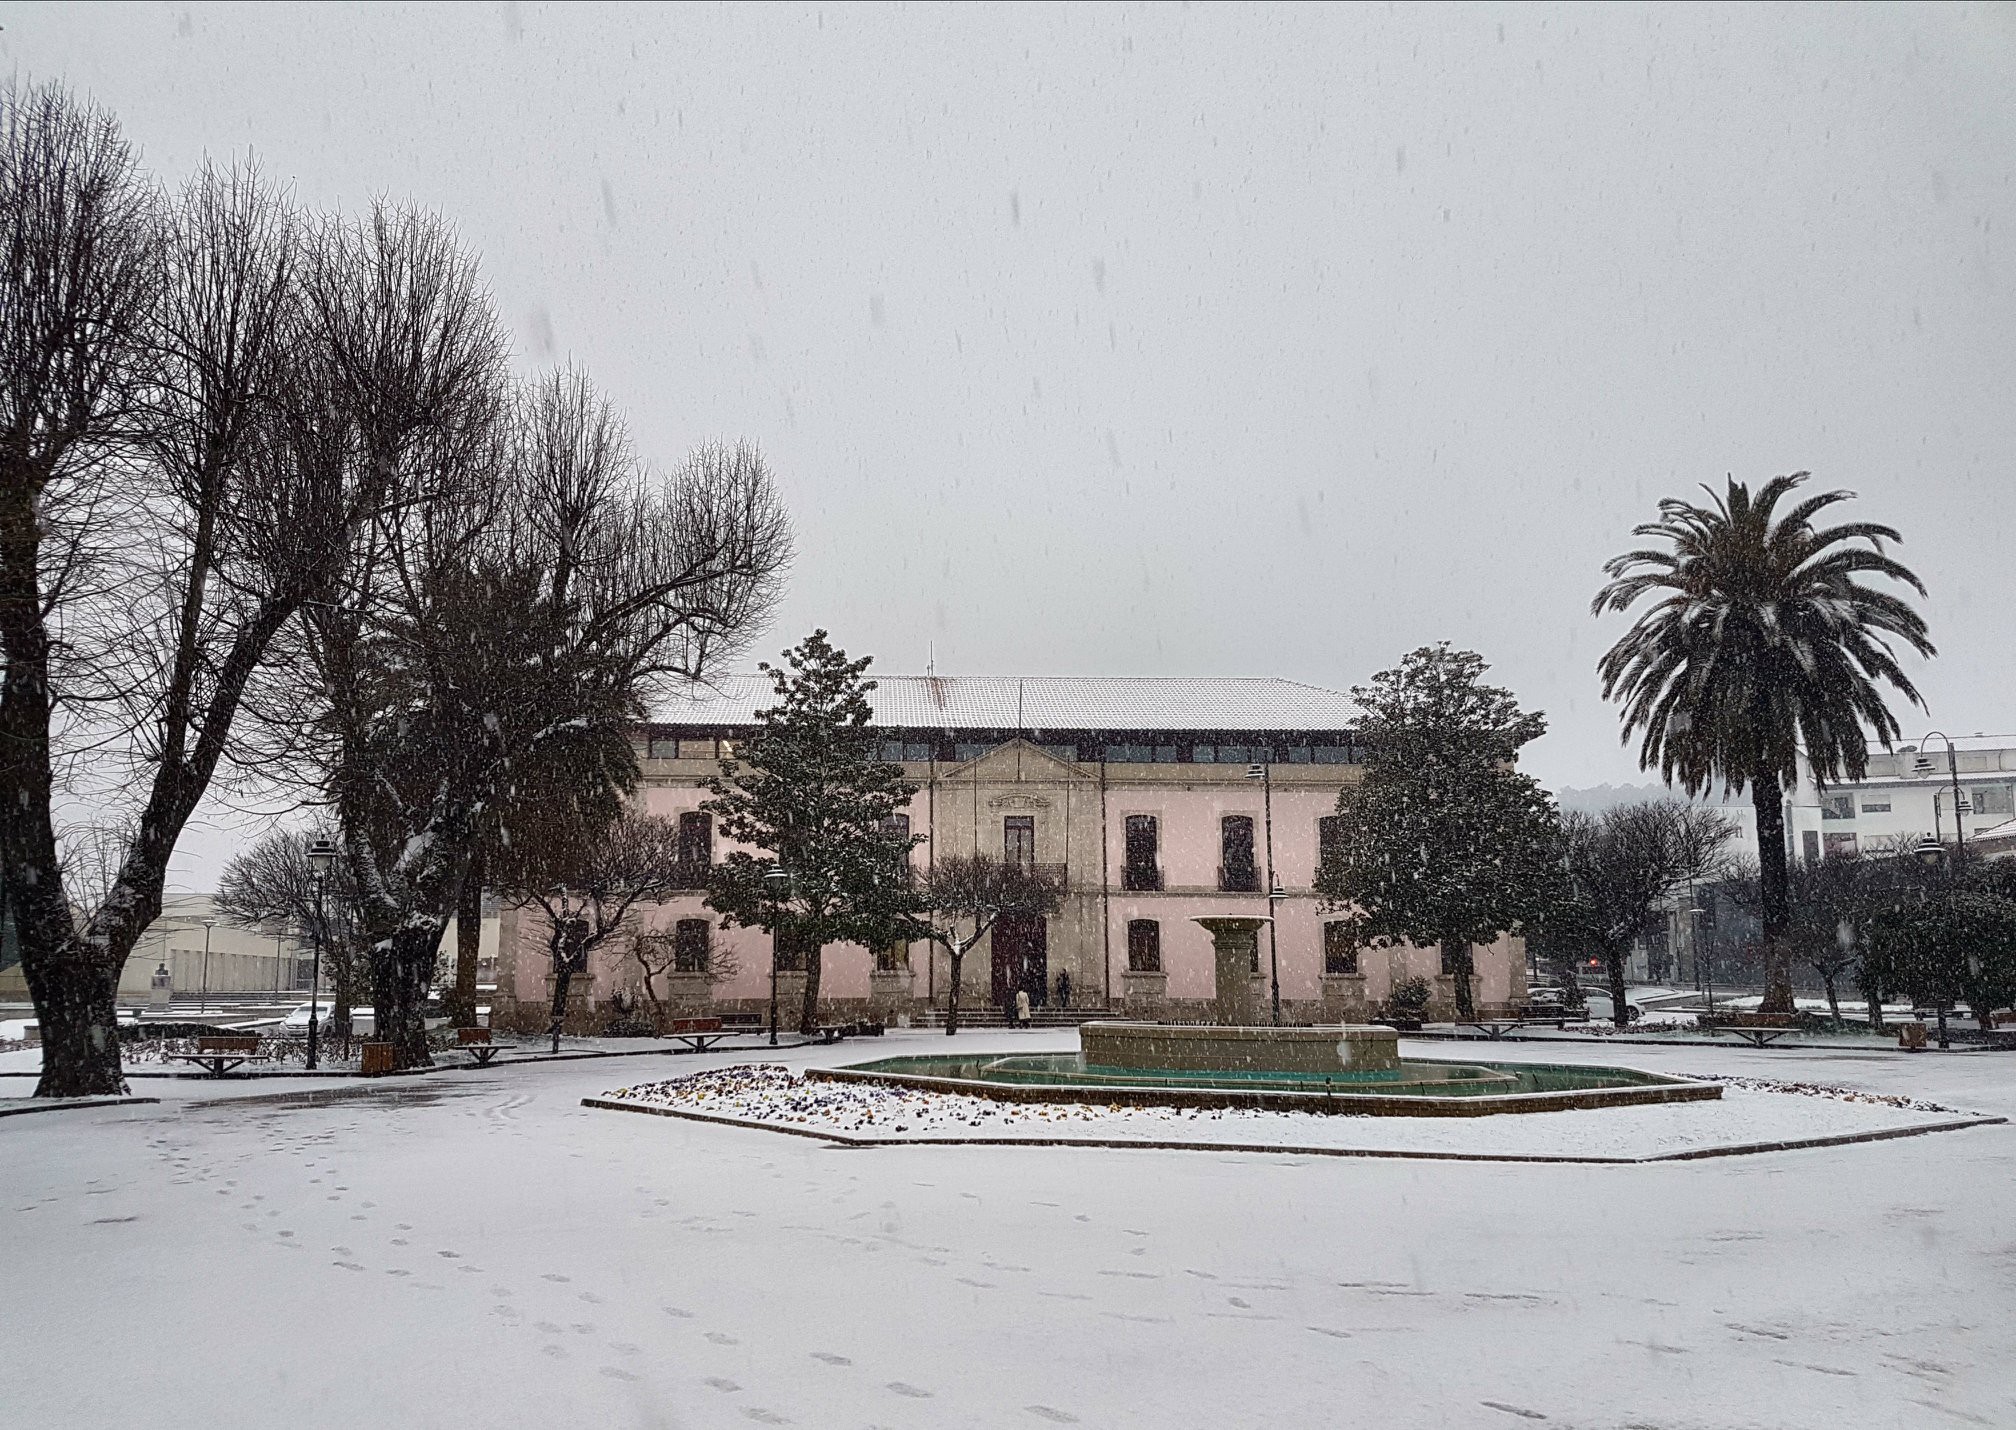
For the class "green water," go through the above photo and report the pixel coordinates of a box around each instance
[834,1053,1674,1100]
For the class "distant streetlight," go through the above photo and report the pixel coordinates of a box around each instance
[199,919,216,1014]
[305,837,339,1070]
[1244,762,1282,1025]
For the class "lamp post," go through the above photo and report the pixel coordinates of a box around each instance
[199,919,216,1013]
[1245,763,1282,1025]
[1913,834,1952,1049]
[1915,732,1968,856]
[305,838,338,1070]
[764,865,789,1047]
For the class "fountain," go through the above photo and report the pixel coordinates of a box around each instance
[814,916,1718,1114]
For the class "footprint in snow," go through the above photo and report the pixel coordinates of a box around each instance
[810,1351,851,1365]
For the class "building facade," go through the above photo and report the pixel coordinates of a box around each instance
[493,675,1527,1030]
[1784,735,2016,864]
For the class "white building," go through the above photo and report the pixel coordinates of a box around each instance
[1784,734,2016,864]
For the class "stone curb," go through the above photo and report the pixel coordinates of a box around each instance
[579,1095,2008,1165]
[0,1096,160,1120]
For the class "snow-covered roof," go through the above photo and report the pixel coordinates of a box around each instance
[649,674,1360,733]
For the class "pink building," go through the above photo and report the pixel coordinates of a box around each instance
[492,676,1527,1030]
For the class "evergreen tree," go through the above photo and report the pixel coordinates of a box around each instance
[1314,645,1560,1020]
[703,632,921,1034]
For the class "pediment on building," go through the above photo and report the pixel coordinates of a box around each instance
[945,737,1092,784]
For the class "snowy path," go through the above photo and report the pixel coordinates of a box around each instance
[3,1032,2013,1429]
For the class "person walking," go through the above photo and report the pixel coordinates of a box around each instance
[1014,987,1032,1028]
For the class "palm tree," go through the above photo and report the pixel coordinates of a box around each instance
[1592,473,1933,1013]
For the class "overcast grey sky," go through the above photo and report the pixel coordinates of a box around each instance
[6,2,2013,885]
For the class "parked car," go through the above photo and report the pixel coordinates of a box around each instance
[1579,990,1645,1024]
[280,1002,374,1035]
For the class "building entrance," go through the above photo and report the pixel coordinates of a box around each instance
[990,913,1048,1012]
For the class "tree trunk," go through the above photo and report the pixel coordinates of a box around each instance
[944,942,964,1036]
[23,944,126,1097]
[1604,946,1631,1029]
[548,958,574,1054]
[1750,772,1797,1014]
[375,922,441,1070]
[798,941,824,1035]
[448,849,484,1027]
[1860,968,1884,1032]
[1443,934,1478,1020]
[1821,972,1841,1025]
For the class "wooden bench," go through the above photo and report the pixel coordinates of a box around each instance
[1454,1017,1570,1040]
[167,1036,265,1077]
[663,1017,751,1052]
[448,1026,507,1065]
[1700,1014,1803,1047]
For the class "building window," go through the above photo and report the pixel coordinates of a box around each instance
[1107,744,1180,763]
[1974,785,2014,818]
[1820,793,1855,821]
[673,918,711,974]
[774,925,814,973]
[1219,815,1258,892]
[874,941,908,972]
[1126,919,1162,973]
[1860,801,1892,815]
[1801,829,1821,864]
[882,812,912,840]
[1323,922,1358,976]
[1003,815,1036,868]
[879,741,935,762]
[1312,745,1354,764]
[1317,815,1344,876]
[676,812,713,872]
[1037,744,1077,761]
[1122,815,1161,891]
[1823,832,1859,858]
[646,733,682,759]
[954,742,995,762]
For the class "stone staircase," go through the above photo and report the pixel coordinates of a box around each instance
[910,1005,1117,1030]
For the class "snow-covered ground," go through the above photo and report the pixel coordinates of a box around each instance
[4,1031,2013,1429]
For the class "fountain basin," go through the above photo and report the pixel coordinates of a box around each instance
[1080,1019,1399,1076]
[810,1051,1719,1117]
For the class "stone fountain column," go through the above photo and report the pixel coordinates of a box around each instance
[1192,916,1271,1026]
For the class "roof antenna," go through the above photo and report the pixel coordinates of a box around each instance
[1018,678,1025,732]
[927,641,935,679]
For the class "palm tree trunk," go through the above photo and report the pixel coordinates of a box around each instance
[1750,771,1797,1014]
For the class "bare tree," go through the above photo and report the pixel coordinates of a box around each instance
[215,826,370,1042]
[303,337,789,1069]
[0,79,348,1096]
[1538,801,1737,1027]
[492,810,690,1052]
[916,854,1067,1035]
[627,923,741,1024]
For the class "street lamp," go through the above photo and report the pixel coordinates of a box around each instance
[1914,732,1969,856]
[1910,835,1953,1049]
[199,919,216,1014]
[764,865,790,1047]
[1245,763,1282,1025]
[305,837,338,1070]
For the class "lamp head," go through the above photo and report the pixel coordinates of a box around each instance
[1244,764,1265,780]
[306,837,339,875]
[1914,835,1945,869]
